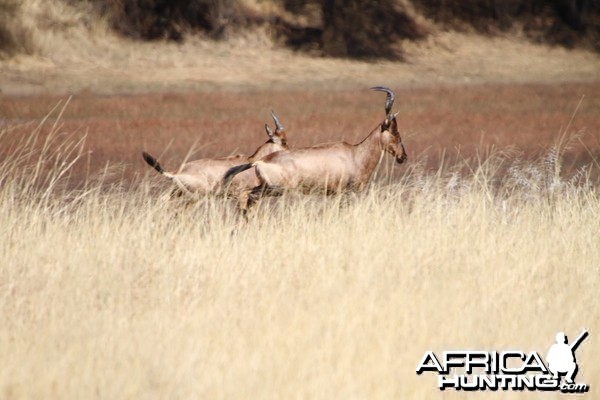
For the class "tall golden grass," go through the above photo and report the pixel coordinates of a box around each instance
[0,102,598,399]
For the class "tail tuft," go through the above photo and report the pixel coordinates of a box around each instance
[223,163,253,187]
[142,151,165,174]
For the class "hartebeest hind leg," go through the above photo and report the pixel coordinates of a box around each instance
[239,184,285,218]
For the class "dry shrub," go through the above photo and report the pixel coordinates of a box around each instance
[0,0,36,57]
[414,0,600,50]
[320,0,428,59]
[280,0,429,60]
[98,0,245,41]
[2,0,598,61]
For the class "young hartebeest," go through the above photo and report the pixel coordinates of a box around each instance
[225,87,407,213]
[142,111,288,198]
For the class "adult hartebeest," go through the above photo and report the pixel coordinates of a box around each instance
[225,87,407,213]
[142,111,288,198]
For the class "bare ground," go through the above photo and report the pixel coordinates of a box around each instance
[0,83,598,189]
[1,30,599,95]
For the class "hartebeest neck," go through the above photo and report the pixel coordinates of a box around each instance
[353,127,384,180]
[247,141,277,163]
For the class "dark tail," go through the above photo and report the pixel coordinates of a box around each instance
[142,151,165,174]
[222,163,253,187]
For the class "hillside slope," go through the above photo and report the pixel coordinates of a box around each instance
[0,0,599,94]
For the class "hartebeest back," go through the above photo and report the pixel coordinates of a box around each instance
[142,111,288,197]
[227,87,407,213]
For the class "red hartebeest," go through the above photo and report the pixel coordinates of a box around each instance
[143,111,288,198]
[225,87,407,213]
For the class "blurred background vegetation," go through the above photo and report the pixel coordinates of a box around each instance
[1,0,599,59]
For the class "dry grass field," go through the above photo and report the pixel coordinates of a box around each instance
[0,83,598,399]
[1,1,599,398]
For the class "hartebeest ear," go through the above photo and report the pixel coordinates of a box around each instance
[265,124,274,139]
[381,116,392,131]
[389,113,399,135]
[381,112,399,133]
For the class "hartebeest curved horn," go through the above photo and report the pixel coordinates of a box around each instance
[271,110,284,133]
[370,86,395,116]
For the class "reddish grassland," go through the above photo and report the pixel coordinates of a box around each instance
[1,82,598,187]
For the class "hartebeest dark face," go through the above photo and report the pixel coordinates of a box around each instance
[264,124,287,148]
[247,111,289,163]
[381,116,407,164]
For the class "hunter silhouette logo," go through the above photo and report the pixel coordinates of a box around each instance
[416,330,589,393]
[547,330,588,384]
